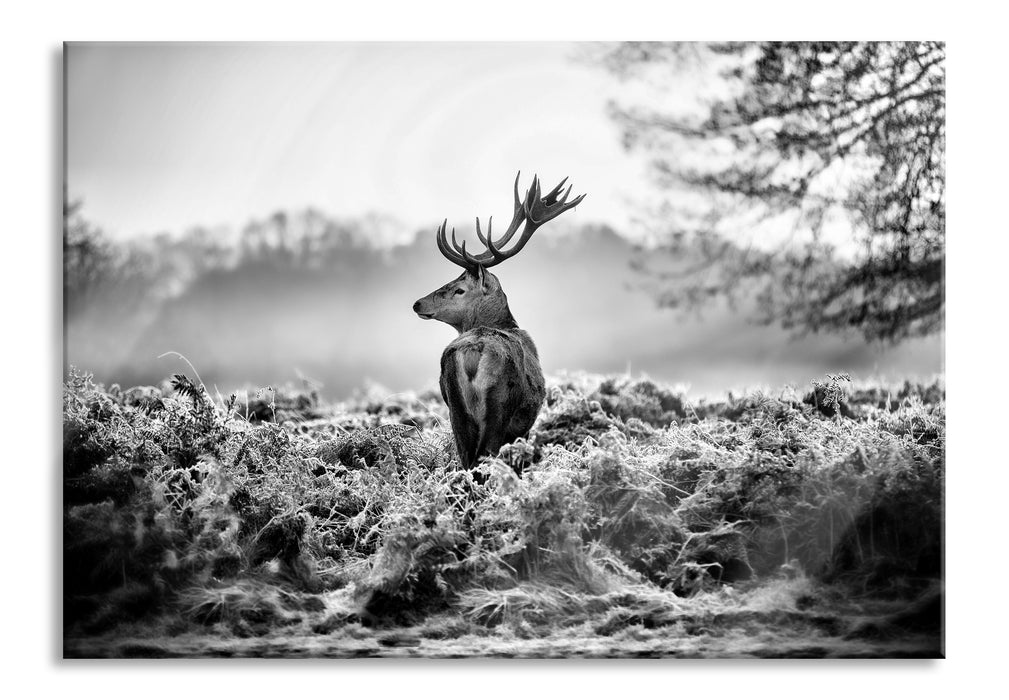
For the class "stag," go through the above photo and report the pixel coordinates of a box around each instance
[413,172,585,476]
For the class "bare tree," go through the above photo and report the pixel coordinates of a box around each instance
[601,42,944,342]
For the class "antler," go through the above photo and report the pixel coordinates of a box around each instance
[436,171,586,271]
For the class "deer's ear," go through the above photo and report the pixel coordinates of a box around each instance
[475,265,488,291]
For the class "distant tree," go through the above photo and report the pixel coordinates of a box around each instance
[63,199,153,320]
[64,199,120,319]
[601,42,944,342]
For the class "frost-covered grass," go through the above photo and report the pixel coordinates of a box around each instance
[62,369,943,657]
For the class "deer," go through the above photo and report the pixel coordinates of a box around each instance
[413,172,585,477]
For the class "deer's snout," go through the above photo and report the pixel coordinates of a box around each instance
[414,298,435,319]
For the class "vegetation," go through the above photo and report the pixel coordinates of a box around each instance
[600,42,945,342]
[63,367,943,657]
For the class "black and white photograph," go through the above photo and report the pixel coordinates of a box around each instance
[60,40,944,659]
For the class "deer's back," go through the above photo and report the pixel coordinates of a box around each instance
[440,327,545,437]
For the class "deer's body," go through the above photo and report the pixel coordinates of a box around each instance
[414,172,584,475]
[440,326,545,470]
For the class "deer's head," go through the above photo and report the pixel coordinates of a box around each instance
[413,172,585,332]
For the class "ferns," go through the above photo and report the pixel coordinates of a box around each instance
[63,368,944,642]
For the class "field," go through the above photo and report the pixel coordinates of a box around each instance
[62,369,944,658]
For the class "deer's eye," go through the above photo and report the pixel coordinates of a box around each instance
[454,288,465,296]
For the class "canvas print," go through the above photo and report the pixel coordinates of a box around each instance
[63,42,944,658]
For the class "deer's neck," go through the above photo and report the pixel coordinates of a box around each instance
[459,311,519,333]
[456,293,519,333]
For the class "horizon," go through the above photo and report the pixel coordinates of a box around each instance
[65,215,944,401]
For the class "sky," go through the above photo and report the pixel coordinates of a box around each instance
[67,42,653,242]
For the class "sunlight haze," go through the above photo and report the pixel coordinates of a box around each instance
[67,42,651,242]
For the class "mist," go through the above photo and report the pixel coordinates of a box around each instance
[65,217,941,400]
